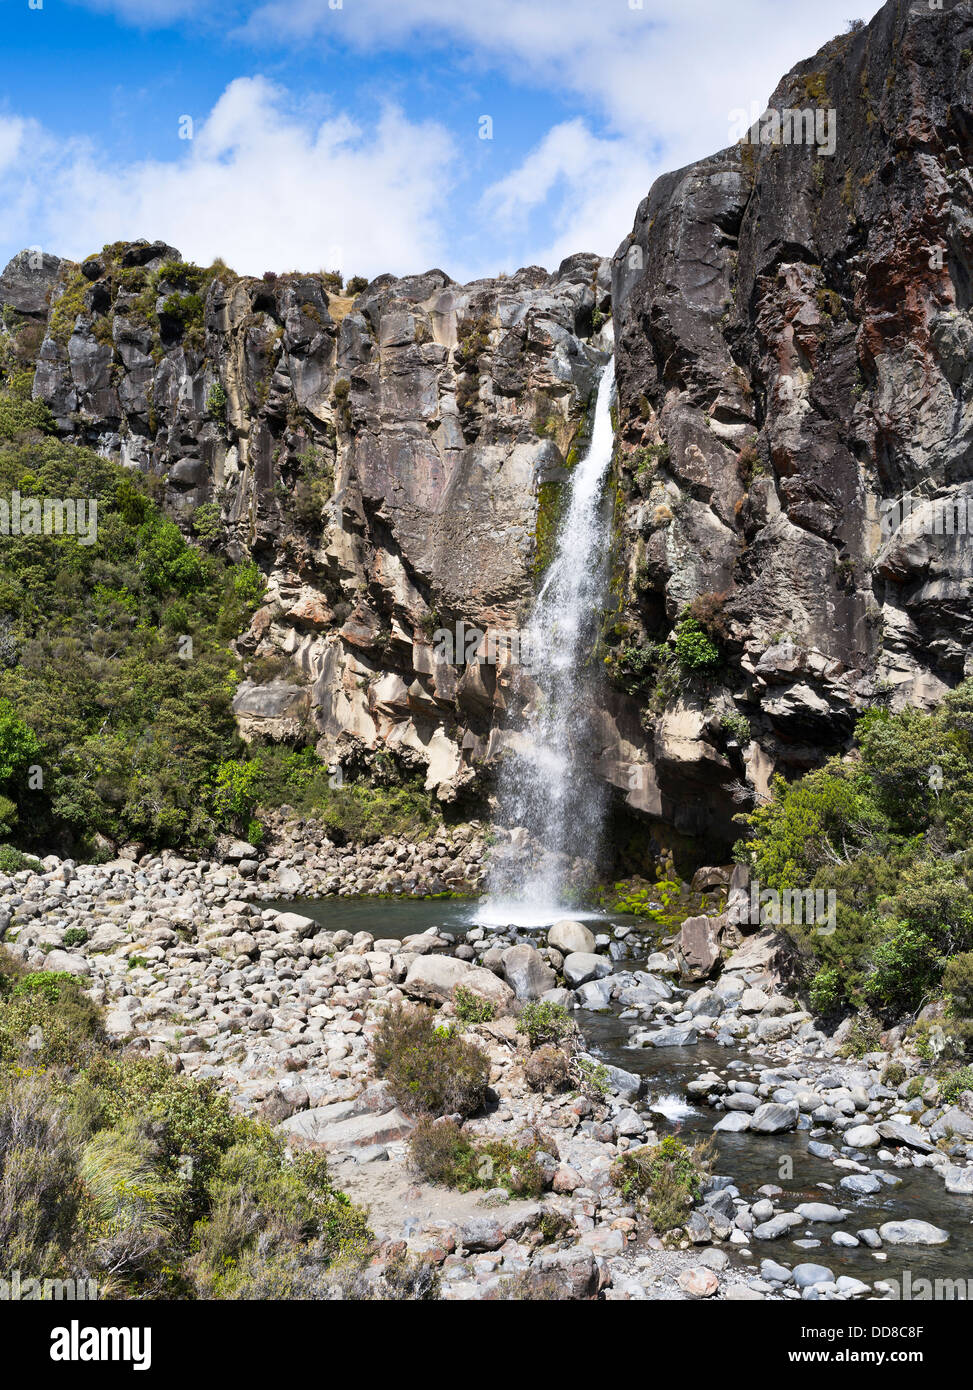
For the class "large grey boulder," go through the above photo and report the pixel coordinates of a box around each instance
[404,955,515,1012]
[795,1203,846,1223]
[750,1102,799,1134]
[876,1119,935,1153]
[279,1106,414,1151]
[548,920,596,955]
[878,1220,949,1246]
[793,1263,835,1289]
[844,1123,881,1148]
[42,949,90,976]
[563,952,612,987]
[714,1112,751,1133]
[943,1166,973,1195]
[752,1213,803,1240]
[675,914,725,979]
[403,953,467,1000]
[503,943,557,1000]
[638,1025,698,1048]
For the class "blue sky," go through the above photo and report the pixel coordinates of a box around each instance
[1,0,884,284]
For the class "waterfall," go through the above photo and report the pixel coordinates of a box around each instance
[478,355,616,926]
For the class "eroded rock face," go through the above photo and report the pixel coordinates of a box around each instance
[608,0,973,840]
[5,0,973,856]
[3,241,610,805]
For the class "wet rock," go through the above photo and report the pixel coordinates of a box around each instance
[878,1220,949,1246]
[750,1102,799,1134]
[563,952,613,987]
[795,1203,846,1224]
[943,1165,973,1195]
[876,1120,935,1153]
[752,1213,803,1240]
[502,944,557,1001]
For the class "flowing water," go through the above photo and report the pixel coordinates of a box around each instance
[267,894,973,1290]
[262,344,972,1289]
[478,356,616,927]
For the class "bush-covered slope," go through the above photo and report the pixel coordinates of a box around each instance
[735,685,973,1045]
[0,371,262,852]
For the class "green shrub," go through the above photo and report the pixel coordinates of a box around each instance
[0,992,373,1298]
[881,1061,907,1087]
[0,1072,85,1278]
[0,967,103,1070]
[191,502,222,541]
[159,292,205,336]
[943,951,973,1048]
[407,1114,549,1197]
[516,1000,574,1049]
[239,747,442,845]
[62,927,89,949]
[573,1055,611,1100]
[205,382,227,418]
[189,1130,372,1297]
[862,922,940,1016]
[452,985,496,1024]
[371,1004,490,1118]
[720,709,752,744]
[0,844,39,874]
[0,383,264,853]
[0,371,55,439]
[840,1007,884,1058]
[938,1066,973,1104]
[210,758,263,832]
[611,1135,714,1232]
[524,1042,571,1092]
[810,966,844,1016]
[673,616,720,672]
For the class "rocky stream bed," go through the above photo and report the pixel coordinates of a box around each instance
[2,841,971,1301]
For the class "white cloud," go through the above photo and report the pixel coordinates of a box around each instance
[477,119,657,275]
[18,1,889,279]
[234,0,886,275]
[0,78,456,280]
[239,0,885,160]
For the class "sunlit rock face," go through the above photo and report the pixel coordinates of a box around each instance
[6,0,973,855]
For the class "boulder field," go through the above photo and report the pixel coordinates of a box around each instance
[3,843,970,1301]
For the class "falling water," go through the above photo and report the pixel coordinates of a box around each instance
[478,355,616,926]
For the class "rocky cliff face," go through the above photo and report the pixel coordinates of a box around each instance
[3,0,972,863]
[0,241,610,806]
[607,0,973,846]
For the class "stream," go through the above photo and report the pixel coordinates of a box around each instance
[265,896,973,1295]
